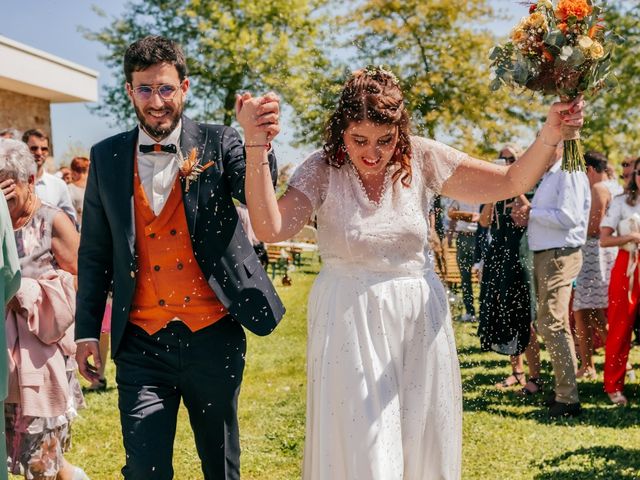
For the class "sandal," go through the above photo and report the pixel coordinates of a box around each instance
[626,365,636,382]
[608,391,628,407]
[495,371,526,389]
[517,377,543,396]
[576,366,597,380]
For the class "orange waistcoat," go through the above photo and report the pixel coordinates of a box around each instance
[129,162,227,335]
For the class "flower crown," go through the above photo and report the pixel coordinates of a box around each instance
[361,65,400,86]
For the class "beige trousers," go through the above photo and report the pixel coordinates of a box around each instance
[534,248,583,404]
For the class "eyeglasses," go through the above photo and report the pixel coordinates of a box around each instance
[130,83,182,101]
[499,155,516,163]
[29,145,49,153]
[622,161,631,167]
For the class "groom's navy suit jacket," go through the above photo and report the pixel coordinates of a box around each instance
[75,116,285,356]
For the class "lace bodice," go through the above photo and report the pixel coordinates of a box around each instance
[289,136,467,273]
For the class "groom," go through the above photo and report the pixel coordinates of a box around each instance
[75,35,285,479]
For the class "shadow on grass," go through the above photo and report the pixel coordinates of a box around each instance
[461,370,640,427]
[533,445,640,479]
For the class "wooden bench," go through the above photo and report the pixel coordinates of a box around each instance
[266,244,291,280]
[436,245,479,289]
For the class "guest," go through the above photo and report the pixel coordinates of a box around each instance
[237,66,584,477]
[510,141,591,417]
[58,167,72,184]
[600,156,640,406]
[67,157,90,228]
[0,138,87,479]
[603,164,624,197]
[20,129,76,224]
[573,151,615,379]
[615,157,635,191]
[478,145,537,390]
[511,193,544,396]
[447,200,481,321]
[0,191,21,480]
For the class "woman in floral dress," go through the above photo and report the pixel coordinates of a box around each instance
[0,138,88,480]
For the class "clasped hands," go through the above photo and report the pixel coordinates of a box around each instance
[235,91,281,145]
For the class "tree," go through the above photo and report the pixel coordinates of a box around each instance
[581,2,640,163]
[57,141,90,167]
[83,0,340,143]
[345,0,546,156]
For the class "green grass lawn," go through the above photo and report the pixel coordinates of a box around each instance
[27,259,640,479]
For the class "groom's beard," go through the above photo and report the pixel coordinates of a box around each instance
[133,102,183,141]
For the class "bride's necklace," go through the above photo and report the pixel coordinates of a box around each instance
[349,162,390,207]
[13,196,38,231]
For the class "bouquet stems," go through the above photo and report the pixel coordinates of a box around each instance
[560,97,585,173]
[562,138,584,172]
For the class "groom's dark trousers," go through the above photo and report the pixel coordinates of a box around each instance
[116,319,245,479]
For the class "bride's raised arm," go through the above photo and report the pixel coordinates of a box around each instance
[236,92,316,243]
[440,96,584,203]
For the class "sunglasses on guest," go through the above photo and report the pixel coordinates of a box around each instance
[29,145,49,153]
[498,155,516,163]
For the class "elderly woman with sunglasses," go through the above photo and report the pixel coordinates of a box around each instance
[0,138,88,480]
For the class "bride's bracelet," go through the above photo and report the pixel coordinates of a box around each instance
[538,132,562,148]
[245,142,271,149]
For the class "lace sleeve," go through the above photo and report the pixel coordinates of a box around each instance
[411,136,469,194]
[288,149,330,212]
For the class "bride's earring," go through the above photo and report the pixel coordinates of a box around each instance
[336,144,348,165]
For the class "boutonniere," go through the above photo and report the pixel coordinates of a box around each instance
[179,148,214,192]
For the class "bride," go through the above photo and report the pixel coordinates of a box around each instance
[236,67,584,480]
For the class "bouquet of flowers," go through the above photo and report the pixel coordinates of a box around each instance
[489,0,623,171]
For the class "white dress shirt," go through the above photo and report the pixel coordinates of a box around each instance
[528,160,591,251]
[136,121,182,215]
[35,172,77,223]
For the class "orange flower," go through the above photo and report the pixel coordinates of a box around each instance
[588,24,603,38]
[542,47,554,62]
[557,22,568,33]
[555,0,593,21]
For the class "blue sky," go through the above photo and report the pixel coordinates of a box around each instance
[1,0,521,166]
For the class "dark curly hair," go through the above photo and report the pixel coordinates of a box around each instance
[323,67,412,187]
[124,35,187,83]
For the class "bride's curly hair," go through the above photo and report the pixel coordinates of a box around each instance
[323,67,413,187]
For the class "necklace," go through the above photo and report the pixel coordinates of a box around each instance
[13,196,38,231]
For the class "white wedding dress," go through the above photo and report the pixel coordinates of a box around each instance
[289,136,468,480]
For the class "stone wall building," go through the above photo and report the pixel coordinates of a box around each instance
[0,34,98,156]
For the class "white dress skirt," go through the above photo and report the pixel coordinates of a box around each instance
[289,137,468,480]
